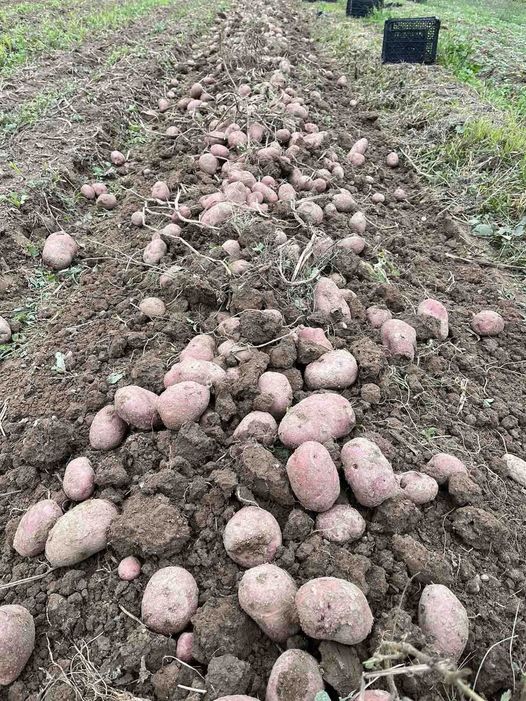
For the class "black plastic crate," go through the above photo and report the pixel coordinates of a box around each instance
[382,16,440,64]
[346,0,383,18]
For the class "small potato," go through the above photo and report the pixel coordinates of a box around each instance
[276,128,291,144]
[165,126,180,138]
[315,504,366,544]
[42,232,78,270]
[228,170,256,188]
[418,298,448,340]
[286,441,340,512]
[380,319,417,360]
[333,190,356,212]
[176,632,194,662]
[96,193,117,210]
[139,297,166,318]
[278,393,355,449]
[45,499,118,567]
[210,144,230,158]
[223,506,282,567]
[398,471,438,504]
[118,556,141,581]
[92,182,107,196]
[350,211,366,235]
[305,350,358,390]
[228,131,248,149]
[142,566,198,635]
[181,334,216,362]
[257,372,293,418]
[80,184,96,200]
[164,359,226,389]
[233,411,278,446]
[222,239,242,259]
[63,457,95,502]
[337,235,366,254]
[189,82,203,98]
[297,326,332,354]
[423,453,467,485]
[278,183,296,202]
[366,306,392,329]
[217,317,241,340]
[0,605,35,686]
[131,210,145,227]
[224,182,248,204]
[157,381,210,430]
[348,151,365,166]
[257,146,282,163]
[143,238,167,265]
[393,187,407,201]
[296,577,373,644]
[350,138,368,155]
[201,192,226,210]
[238,564,299,642]
[248,122,264,140]
[158,97,170,112]
[261,175,277,189]
[352,693,392,701]
[201,202,234,226]
[418,584,468,660]
[110,150,126,166]
[89,405,127,450]
[151,181,170,201]
[471,310,504,336]
[286,102,308,119]
[187,98,202,112]
[386,152,399,167]
[503,453,526,487]
[371,192,385,204]
[199,153,219,175]
[297,201,323,224]
[0,316,12,343]
[13,499,62,557]
[253,182,278,203]
[303,131,326,149]
[341,437,399,507]
[215,697,259,701]
[231,259,252,274]
[314,277,351,319]
[266,650,324,701]
[114,385,161,431]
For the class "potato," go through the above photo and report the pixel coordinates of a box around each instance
[333,190,356,212]
[371,192,385,204]
[176,632,194,663]
[142,566,198,635]
[233,411,278,446]
[315,504,366,544]
[159,265,182,288]
[295,577,373,644]
[222,239,242,260]
[0,316,11,343]
[143,238,167,265]
[228,131,248,149]
[417,298,448,340]
[286,102,308,119]
[131,210,145,227]
[201,192,226,210]
[210,144,230,158]
[199,153,219,175]
[164,359,226,389]
[311,178,327,193]
[114,385,161,430]
[92,182,107,196]
[380,319,417,360]
[206,129,226,145]
[215,697,259,701]
[286,441,340,512]
[187,99,202,112]
[261,175,277,189]
[257,371,293,419]
[503,453,526,487]
[0,605,35,686]
[352,692,392,701]
[158,97,170,111]
[118,555,141,581]
[350,138,368,155]
[266,650,324,701]
[471,310,504,336]
[238,564,299,642]
[110,150,126,166]
[190,82,203,98]
[63,457,95,502]
[248,122,264,140]
[297,326,333,355]
[228,170,257,187]
[386,152,399,167]
[350,211,366,235]
[231,259,252,274]
[42,232,78,270]
[253,182,278,203]
[297,201,324,224]
[337,235,365,254]
[80,183,96,199]
[151,181,170,200]
[279,393,355,448]
[393,187,407,201]
[224,506,282,567]
[303,131,326,149]
[341,437,399,507]
[366,306,392,328]
[157,381,210,429]
[332,164,345,179]
[418,584,468,660]
[397,471,438,504]
[165,126,180,138]
[278,183,296,201]
[305,350,358,390]
[139,296,166,318]
[348,152,365,166]
[201,202,234,226]
[276,128,291,143]
[422,453,467,485]
[180,334,216,362]
[45,499,118,567]
[313,277,351,319]
[13,499,62,557]
[217,317,241,340]
[96,193,117,210]
[89,405,127,450]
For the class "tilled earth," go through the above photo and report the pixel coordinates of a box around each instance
[0,2,525,701]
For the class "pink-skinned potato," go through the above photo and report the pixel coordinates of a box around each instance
[238,564,299,642]
[266,650,324,701]
[380,319,417,360]
[89,405,127,450]
[180,334,216,362]
[422,453,467,485]
[200,202,234,226]
[223,182,248,204]
[337,235,365,254]
[13,499,62,557]
[42,232,78,270]
[366,306,392,328]
[341,437,399,507]
[286,441,340,512]
[398,471,438,504]
[233,411,278,446]
[164,359,226,389]
[305,349,358,390]
[0,605,35,686]
[350,137,368,155]
[96,193,117,210]
[157,381,210,430]
[350,211,366,235]
[471,310,504,336]
[297,326,333,351]
[348,151,365,166]
[333,190,356,212]
[258,372,293,418]
[224,506,282,567]
[142,566,198,635]
[45,499,118,567]
[139,297,166,318]
[279,393,355,448]
[295,576,373,644]
[418,298,449,340]
[198,153,219,175]
[297,201,323,224]
[278,183,296,202]
[151,181,170,200]
[114,385,161,430]
[315,504,366,544]
[228,170,256,188]
[63,457,95,501]
[418,584,469,660]
[176,632,194,663]
[143,238,167,265]
[118,556,141,581]
[314,277,351,319]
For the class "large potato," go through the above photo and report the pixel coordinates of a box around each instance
[380,319,417,360]
[341,437,399,507]
[13,499,62,557]
[422,453,467,485]
[142,566,198,635]
[0,605,35,686]
[223,506,282,567]
[286,441,340,512]
[157,381,210,429]
[296,577,373,644]
[89,405,127,450]
[63,457,95,502]
[315,504,366,544]
[266,650,324,701]
[114,385,161,431]
[304,350,358,390]
[418,584,468,660]
[42,232,78,270]
[313,277,351,319]
[471,310,504,336]
[45,499,118,567]
[238,564,299,642]
[278,393,355,448]
[233,411,278,446]
[258,372,293,418]
[164,359,226,389]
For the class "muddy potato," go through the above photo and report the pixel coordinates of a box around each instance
[143,238,167,265]
[386,152,399,167]
[215,697,259,701]
[223,506,282,567]
[164,359,226,389]
[0,605,35,686]
[0,316,11,343]
[352,693,392,701]
[257,372,293,418]
[366,306,392,328]
[418,298,449,340]
[110,150,126,166]
[398,471,438,504]
[180,334,216,362]
[266,650,324,701]
[92,182,107,196]
[176,632,194,663]
[503,453,526,487]
[201,202,234,226]
[419,584,469,660]
[157,381,210,430]
[278,183,296,201]
[199,153,219,174]
[151,181,170,200]
[238,564,299,642]
[63,457,95,502]
[295,577,373,644]
[233,411,278,446]
[297,201,323,224]
[114,385,160,431]
[45,499,118,567]
[89,405,127,450]
[286,441,340,512]
[96,193,117,210]
[279,393,355,448]
[333,189,356,212]
[337,235,365,254]
[118,555,141,581]
[42,232,78,270]
[380,319,417,360]
[139,297,166,318]
[341,437,399,507]
[313,277,351,319]
[315,504,366,544]
[13,499,62,557]
[471,310,504,336]
[80,183,96,199]
[305,349,358,390]
[422,453,467,485]
[142,566,198,635]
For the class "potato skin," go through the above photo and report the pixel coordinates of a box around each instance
[114,385,161,431]
[118,556,141,581]
[238,564,299,642]
[304,350,358,390]
[471,310,504,336]
[315,504,366,544]
[398,471,438,504]
[223,506,282,567]
[142,566,198,635]
[89,405,127,450]
[313,277,351,319]
[233,411,278,446]
[295,576,373,645]
[342,437,399,507]
[157,381,210,430]
[215,697,260,701]
[257,372,293,418]
[418,584,469,660]
[417,298,448,340]
[13,499,62,557]
[42,232,78,270]
[164,359,226,389]
[265,649,324,701]
[180,334,216,362]
[45,499,118,567]
[278,393,355,449]
[0,605,35,686]
[286,441,340,512]
[422,453,467,485]
[63,457,95,502]
[380,319,417,360]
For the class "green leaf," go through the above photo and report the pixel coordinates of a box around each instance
[107,371,124,385]
[500,691,512,701]
[473,223,494,237]
[315,692,331,701]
